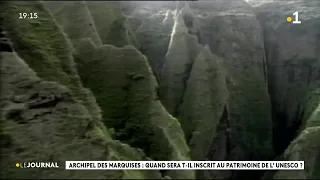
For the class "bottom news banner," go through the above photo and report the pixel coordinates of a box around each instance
[65,161,304,170]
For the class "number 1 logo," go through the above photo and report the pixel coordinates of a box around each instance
[293,11,301,24]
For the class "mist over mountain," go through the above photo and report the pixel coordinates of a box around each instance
[1,0,319,179]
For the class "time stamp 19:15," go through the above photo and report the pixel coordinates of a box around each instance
[19,12,38,19]
[18,11,302,24]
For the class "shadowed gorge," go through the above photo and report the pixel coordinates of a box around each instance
[1,0,319,179]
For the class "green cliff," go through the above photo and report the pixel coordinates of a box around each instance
[45,1,102,46]
[0,51,161,179]
[0,1,161,179]
[157,2,273,178]
[254,0,320,178]
[159,10,202,116]
[135,7,175,80]
[73,39,194,179]
[44,1,194,178]
[1,0,319,179]
[179,45,227,161]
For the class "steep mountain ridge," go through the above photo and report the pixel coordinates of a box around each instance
[0,2,161,179]
[73,39,194,179]
[253,1,320,178]
[1,0,319,179]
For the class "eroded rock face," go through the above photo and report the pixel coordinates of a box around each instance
[87,2,140,48]
[1,0,319,179]
[254,1,320,178]
[1,51,106,179]
[42,1,195,179]
[130,1,274,178]
[255,0,320,154]
[0,2,162,179]
[73,40,195,179]
[0,51,162,179]
[45,1,102,46]
[272,111,320,179]
[135,9,174,80]
[1,1,101,122]
[149,2,273,178]
[179,45,227,162]
[186,1,273,179]
[85,1,123,45]
[159,11,202,116]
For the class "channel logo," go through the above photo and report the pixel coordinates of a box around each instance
[16,162,59,168]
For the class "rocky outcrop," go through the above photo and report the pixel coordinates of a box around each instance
[86,2,139,48]
[1,1,100,122]
[73,39,195,179]
[134,5,176,80]
[0,51,161,179]
[46,1,139,48]
[179,45,227,161]
[190,0,273,165]
[0,2,161,179]
[254,0,320,153]
[85,1,123,45]
[272,108,319,179]
[159,11,202,116]
[253,1,320,178]
[44,1,102,46]
[1,0,319,179]
[43,1,195,178]
[154,2,273,178]
[0,1,162,179]
[263,102,320,179]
